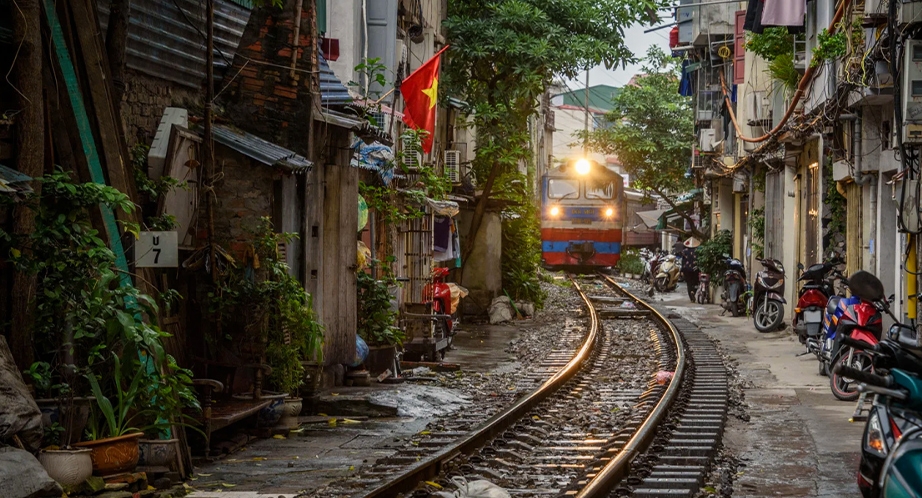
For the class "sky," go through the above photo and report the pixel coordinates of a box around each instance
[562,21,672,91]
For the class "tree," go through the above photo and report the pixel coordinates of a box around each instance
[444,0,661,296]
[585,46,702,239]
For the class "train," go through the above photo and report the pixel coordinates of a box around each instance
[540,159,625,269]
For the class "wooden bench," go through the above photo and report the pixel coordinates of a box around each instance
[190,358,279,458]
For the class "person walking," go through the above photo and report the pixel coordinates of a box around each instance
[681,237,701,302]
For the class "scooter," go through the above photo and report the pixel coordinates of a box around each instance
[825,271,885,401]
[422,267,462,360]
[641,249,666,284]
[752,258,786,332]
[834,319,922,497]
[654,254,680,293]
[794,260,844,358]
[695,271,711,304]
[721,256,747,317]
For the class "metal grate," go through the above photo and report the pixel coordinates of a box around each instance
[401,213,434,304]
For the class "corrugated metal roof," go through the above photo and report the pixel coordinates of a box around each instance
[0,164,34,198]
[97,0,251,90]
[319,48,352,107]
[212,125,312,172]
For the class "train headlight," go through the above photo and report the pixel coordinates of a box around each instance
[550,206,561,217]
[575,158,591,175]
[605,207,614,217]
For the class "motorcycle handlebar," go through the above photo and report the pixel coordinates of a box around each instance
[833,365,892,387]
[840,336,879,352]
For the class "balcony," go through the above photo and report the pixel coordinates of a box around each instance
[677,0,736,47]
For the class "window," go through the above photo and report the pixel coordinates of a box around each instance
[547,179,579,199]
[586,180,615,200]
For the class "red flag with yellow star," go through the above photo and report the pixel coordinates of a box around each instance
[400,45,449,154]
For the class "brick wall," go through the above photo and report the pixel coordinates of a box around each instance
[120,69,199,146]
[203,145,279,258]
[221,0,317,156]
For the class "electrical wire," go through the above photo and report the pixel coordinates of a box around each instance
[717,0,852,144]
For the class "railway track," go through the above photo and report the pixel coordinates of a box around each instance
[337,274,728,498]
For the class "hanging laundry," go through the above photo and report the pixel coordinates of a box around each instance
[744,0,766,33]
[678,59,693,97]
[761,0,805,28]
[434,216,451,252]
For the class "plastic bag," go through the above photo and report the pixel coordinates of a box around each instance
[433,476,511,498]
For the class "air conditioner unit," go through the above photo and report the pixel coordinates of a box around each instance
[733,173,747,193]
[699,128,717,152]
[903,39,922,144]
[445,150,461,183]
[900,1,922,25]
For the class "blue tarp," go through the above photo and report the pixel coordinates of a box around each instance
[351,138,395,185]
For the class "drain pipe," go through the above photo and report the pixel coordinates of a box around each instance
[851,114,877,272]
[289,0,304,83]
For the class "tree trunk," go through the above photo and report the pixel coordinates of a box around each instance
[460,159,501,273]
[105,0,130,103]
[10,0,45,371]
[651,187,708,241]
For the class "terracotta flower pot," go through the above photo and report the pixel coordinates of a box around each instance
[38,448,93,486]
[277,397,302,429]
[74,432,143,476]
[138,438,179,468]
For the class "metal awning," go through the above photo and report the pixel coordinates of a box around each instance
[636,209,668,229]
[212,125,312,173]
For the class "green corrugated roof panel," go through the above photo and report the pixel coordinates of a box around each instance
[555,84,621,112]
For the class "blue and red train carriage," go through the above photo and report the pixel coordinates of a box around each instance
[540,160,624,269]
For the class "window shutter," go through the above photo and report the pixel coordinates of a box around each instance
[733,10,746,84]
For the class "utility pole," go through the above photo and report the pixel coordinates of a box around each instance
[205,0,217,283]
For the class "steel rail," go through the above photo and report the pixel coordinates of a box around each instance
[363,275,601,497]
[574,274,688,497]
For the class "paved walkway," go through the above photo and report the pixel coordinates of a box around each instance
[653,284,863,498]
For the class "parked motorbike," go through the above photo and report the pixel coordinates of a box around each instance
[880,427,922,498]
[422,267,461,360]
[654,254,680,293]
[641,249,666,284]
[833,319,922,497]
[824,271,885,401]
[794,260,845,359]
[695,271,711,304]
[752,258,786,332]
[720,256,747,317]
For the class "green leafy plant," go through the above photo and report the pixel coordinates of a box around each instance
[207,218,324,395]
[824,161,847,238]
[617,248,644,275]
[499,172,547,307]
[745,28,804,90]
[85,354,151,439]
[697,229,733,284]
[357,263,404,347]
[812,28,847,67]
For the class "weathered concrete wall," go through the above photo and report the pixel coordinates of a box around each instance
[458,210,502,315]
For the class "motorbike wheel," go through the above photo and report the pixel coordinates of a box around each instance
[830,348,874,401]
[729,301,739,317]
[753,300,784,332]
[655,276,668,292]
[818,359,828,377]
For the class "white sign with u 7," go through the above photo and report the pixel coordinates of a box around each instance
[136,231,178,268]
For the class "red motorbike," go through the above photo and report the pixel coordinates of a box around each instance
[421,267,458,360]
[793,259,844,358]
[827,271,885,401]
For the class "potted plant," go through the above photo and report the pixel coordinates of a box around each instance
[75,355,153,476]
[357,264,405,375]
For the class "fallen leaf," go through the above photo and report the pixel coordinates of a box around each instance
[341,418,361,424]
[197,473,212,477]
[532,415,540,420]
[221,483,237,488]
[425,481,443,489]
[328,418,337,427]
[331,393,340,396]
[318,413,329,417]
[251,457,267,461]
[419,430,431,435]
[273,434,286,439]
[348,465,355,471]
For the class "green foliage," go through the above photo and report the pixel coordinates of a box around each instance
[502,199,547,306]
[131,143,183,231]
[399,129,451,200]
[208,218,324,395]
[812,28,847,67]
[749,207,765,259]
[617,248,644,275]
[349,57,389,104]
[357,263,405,347]
[585,46,697,235]
[1,171,196,435]
[697,229,733,284]
[745,27,794,60]
[768,52,800,91]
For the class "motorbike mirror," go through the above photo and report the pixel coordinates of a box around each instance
[889,294,896,304]
[891,323,922,349]
[797,263,804,270]
[722,253,730,258]
[847,271,886,302]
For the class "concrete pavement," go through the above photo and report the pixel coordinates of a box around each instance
[649,282,864,498]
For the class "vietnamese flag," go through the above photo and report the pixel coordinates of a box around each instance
[400,45,449,154]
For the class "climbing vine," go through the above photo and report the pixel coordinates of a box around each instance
[812,28,847,67]
[824,161,847,238]
[749,207,765,259]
